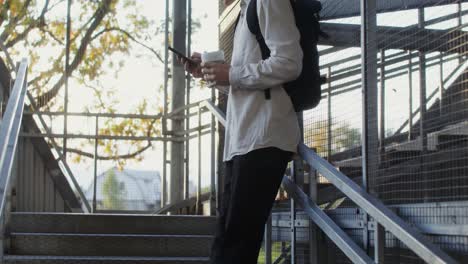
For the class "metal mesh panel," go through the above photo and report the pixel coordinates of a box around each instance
[368,3,468,205]
[298,1,468,263]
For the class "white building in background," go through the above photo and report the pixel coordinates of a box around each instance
[84,167,162,211]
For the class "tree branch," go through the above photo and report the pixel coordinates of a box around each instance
[92,27,164,64]
[58,143,152,160]
[35,0,113,108]
[39,27,64,45]
[3,0,49,48]
[0,0,11,28]
[0,0,35,42]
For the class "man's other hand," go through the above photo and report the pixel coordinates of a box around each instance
[178,52,203,78]
[201,62,231,86]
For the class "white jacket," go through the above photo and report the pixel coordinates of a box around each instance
[223,0,302,161]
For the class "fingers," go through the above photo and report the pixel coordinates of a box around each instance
[201,62,217,68]
[204,74,216,81]
[191,52,201,59]
[201,67,216,74]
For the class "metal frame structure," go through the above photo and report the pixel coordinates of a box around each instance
[196,96,457,263]
[1,0,467,262]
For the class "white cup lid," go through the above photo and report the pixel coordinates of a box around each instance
[202,51,225,63]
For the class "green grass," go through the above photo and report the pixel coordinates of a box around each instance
[257,242,289,264]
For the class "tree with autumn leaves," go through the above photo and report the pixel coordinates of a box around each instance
[0,0,170,167]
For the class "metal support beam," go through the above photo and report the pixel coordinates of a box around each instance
[361,0,379,255]
[170,0,187,207]
[210,89,216,216]
[282,177,374,264]
[309,161,319,264]
[320,0,467,20]
[197,107,202,215]
[319,22,468,54]
[63,0,72,161]
[327,67,332,161]
[408,51,414,140]
[290,163,297,264]
[203,100,226,127]
[418,8,429,203]
[439,53,444,114]
[379,49,386,155]
[298,143,457,264]
[162,0,170,208]
[374,222,385,263]
[185,0,192,202]
[92,117,98,213]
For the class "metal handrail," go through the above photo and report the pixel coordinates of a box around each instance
[0,58,28,221]
[299,143,457,264]
[282,177,373,264]
[201,101,457,264]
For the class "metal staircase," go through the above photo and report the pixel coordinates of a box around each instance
[4,213,215,263]
[0,58,463,263]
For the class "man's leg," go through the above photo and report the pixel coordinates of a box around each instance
[211,147,292,264]
[210,160,233,263]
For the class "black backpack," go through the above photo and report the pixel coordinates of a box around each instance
[245,0,326,112]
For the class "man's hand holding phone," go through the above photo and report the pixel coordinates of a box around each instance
[176,52,203,78]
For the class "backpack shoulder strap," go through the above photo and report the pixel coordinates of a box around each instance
[246,0,271,99]
[246,0,270,60]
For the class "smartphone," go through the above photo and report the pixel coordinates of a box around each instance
[168,46,197,64]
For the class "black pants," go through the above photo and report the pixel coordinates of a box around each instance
[210,147,292,264]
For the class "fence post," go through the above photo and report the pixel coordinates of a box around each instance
[408,51,414,140]
[418,7,429,203]
[360,0,383,262]
[92,116,99,213]
[197,106,202,215]
[309,151,318,264]
[265,215,272,264]
[327,67,332,161]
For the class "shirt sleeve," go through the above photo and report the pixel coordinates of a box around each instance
[229,0,303,90]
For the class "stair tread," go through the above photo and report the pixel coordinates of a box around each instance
[4,255,210,263]
[11,233,213,238]
[5,256,210,261]
[11,213,216,235]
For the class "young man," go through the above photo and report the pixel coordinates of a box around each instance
[181,0,302,262]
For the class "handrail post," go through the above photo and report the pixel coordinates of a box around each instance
[265,215,272,264]
[291,112,305,264]
[327,67,332,160]
[290,161,297,264]
[210,90,216,216]
[308,151,318,264]
[197,106,202,215]
[408,51,414,140]
[161,0,170,209]
[92,116,99,213]
[439,52,444,114]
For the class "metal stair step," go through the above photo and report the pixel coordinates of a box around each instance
[10,233,213,257]
[11,213,216,235]
[4,255,210,264]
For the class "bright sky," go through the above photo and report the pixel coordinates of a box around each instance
[60,0,220,190]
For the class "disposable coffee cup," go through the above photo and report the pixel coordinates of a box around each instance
[202,50,225,87]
